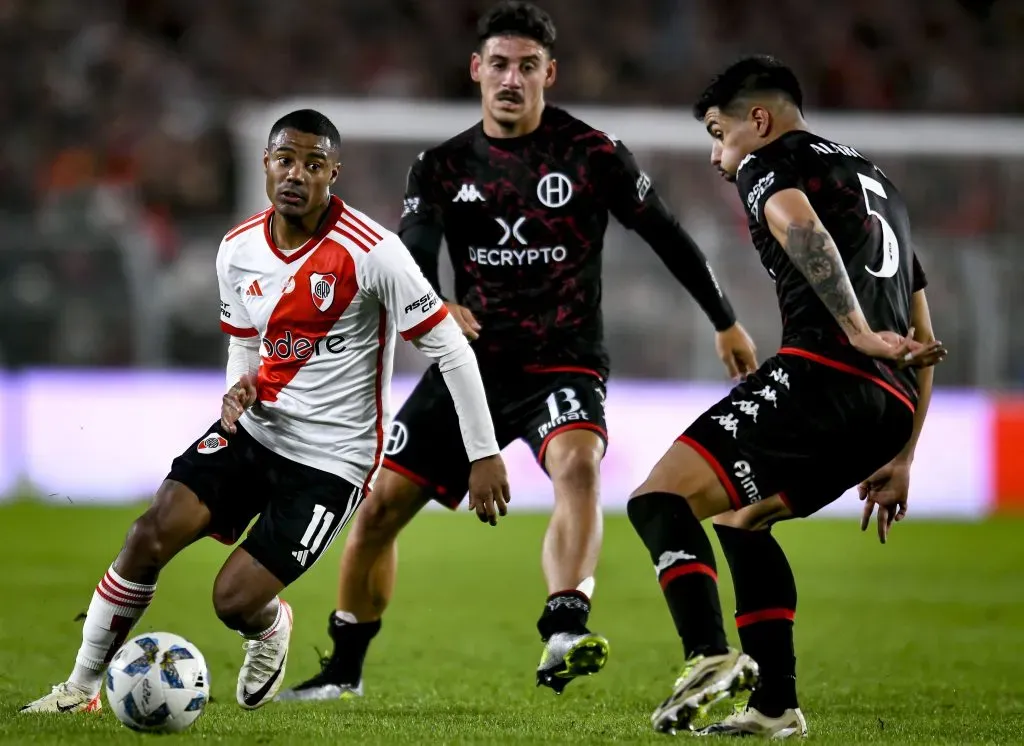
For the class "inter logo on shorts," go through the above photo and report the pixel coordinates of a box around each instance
[197,433,228,454]
[309,273,337,312]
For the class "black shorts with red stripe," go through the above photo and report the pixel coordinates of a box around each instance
[383,364,608,508]
[679,349,915,518]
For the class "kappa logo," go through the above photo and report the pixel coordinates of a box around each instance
[654,549,698,577]
[453,183,485,203]
[309,273,337,312]
[197,433,228,454]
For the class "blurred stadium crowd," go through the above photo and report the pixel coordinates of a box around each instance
[1,0,1022,384]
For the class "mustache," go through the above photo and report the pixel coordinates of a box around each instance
[496,90,523,103]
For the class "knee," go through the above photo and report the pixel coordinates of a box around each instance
[123,511,171,570]
[211,577,255,630]
[351,479,418,545]
[549,446,601,497]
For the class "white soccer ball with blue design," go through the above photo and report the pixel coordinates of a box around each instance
[105,632,210,733]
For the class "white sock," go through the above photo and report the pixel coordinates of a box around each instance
[576,576,596,600]
[241,598,282,641]
[69,566,155,696]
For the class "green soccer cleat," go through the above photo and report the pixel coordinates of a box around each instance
[536,631,610,694]
[651,648,760,735]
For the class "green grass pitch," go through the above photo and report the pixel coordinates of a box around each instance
[1,501,1022,743]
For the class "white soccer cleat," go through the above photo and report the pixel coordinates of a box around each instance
[651,648,760,734]
[695,704,808,739]
[19,682,102,714]
[236,600,293,709]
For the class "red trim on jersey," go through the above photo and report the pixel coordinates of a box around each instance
[263,196,345,265]
[523,365,604,380]
[225,207,272,242]
[659,563,718,589]
[338,209,383,252]
[362,308,388,494]
[220,321,259,338]
[257,238,360,403]
[778,347,915,413]
[400,304,449,341]
[536,422,608,468]
[736,608,795,628]
[676,434,743,511]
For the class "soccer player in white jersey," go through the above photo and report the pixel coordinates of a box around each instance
[20,109,510,715]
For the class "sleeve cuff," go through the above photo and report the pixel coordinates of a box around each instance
[400,304,449,341]
[220,321,259,338]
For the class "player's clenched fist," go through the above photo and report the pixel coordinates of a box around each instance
[221,373,258,434]
[467,454,511,526]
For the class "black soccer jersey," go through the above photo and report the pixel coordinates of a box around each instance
[398,106,735,379]
[736,130,928,399]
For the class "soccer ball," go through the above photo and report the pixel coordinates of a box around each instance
[105,632,210,733]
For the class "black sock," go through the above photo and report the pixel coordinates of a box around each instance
[714,524,798,716]
[537,591,591,641]
[324,612,381,686]
[628,491,728,658]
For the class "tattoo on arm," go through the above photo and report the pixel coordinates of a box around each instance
[784,220,866,336]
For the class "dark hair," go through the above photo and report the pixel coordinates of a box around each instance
[477,1,556,53]
[693,55,803,120]
[268,109,341,156]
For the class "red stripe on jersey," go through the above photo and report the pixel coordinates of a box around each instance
[400,304,449,341]
[334,225,376,253]
[257,238,360,403]
[221,321,259,338]
[362,308,388,494]
[339,210,383,244]
[225,208,272,242]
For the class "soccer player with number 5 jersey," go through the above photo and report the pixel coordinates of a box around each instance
[626,56,948,737]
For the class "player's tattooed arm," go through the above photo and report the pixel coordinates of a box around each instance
[764,189,870,338]
[784,221,865,335]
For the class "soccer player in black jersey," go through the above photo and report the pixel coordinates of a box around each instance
[626,56,948,737]
[277,1,757,701]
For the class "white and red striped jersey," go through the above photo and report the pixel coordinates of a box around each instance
[217,196,449,490]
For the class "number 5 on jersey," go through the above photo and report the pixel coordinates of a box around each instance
[857,173,900,279]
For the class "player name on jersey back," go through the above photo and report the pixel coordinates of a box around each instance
[735,130,926,400]
[217,196,447,490]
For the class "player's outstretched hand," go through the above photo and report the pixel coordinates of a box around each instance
[850,327,947,368]
[714,323,758,381]
[221,373,258,434]
[445,302,482,341]
[467,454,511,526]
[858,458,911,544]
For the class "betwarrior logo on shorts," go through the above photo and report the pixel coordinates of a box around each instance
[260,331,347,361]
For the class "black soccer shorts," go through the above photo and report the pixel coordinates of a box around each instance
[679,349,915,518]
[382,365,608,508]
[166,422,363,585]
